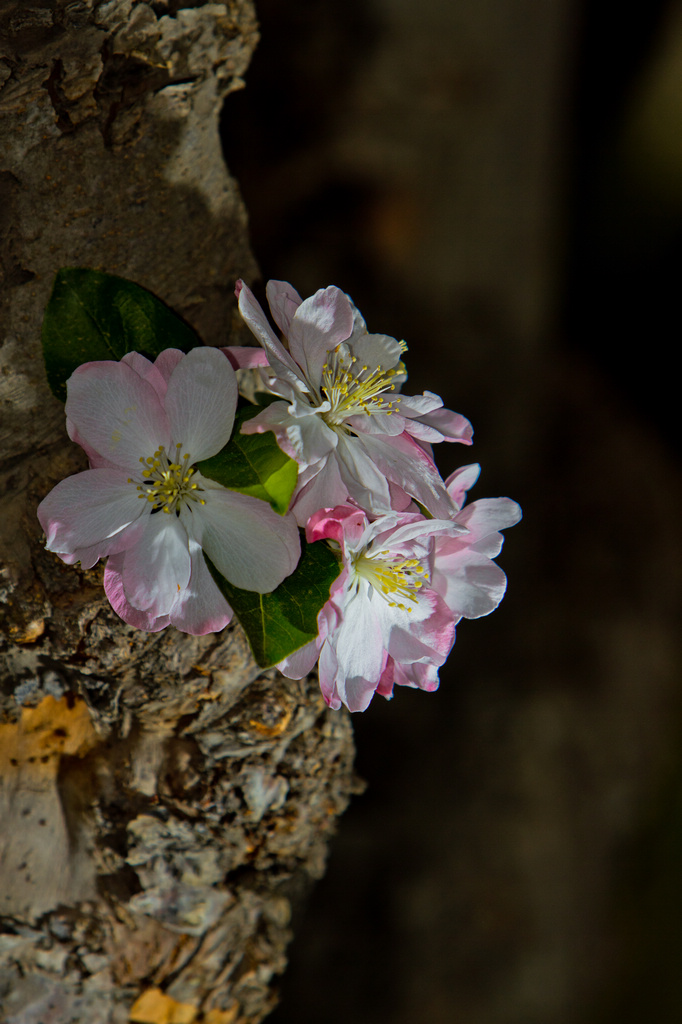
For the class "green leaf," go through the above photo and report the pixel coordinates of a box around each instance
[42,268,199,401]
[206,536,341,668]
[197,406,298,516]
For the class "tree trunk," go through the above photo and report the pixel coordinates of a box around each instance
[0,5,357,1022]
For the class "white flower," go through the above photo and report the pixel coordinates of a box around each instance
[278,467,521,712]
[38,348,301,634]
[234,280,473,525]
[279,506,466,712]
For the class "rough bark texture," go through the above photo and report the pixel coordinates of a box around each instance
[0,5,357,1023]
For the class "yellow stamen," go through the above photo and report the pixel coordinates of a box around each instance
[320,345,402,426]
[133,442,205,515]
[353,550,428,613]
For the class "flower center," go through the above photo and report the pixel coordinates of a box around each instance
[353,548,428,612]
[132,443,206,515]
[320,347,402,426]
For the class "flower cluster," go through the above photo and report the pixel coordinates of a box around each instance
[231,281,521,711]
[39,276,520,712]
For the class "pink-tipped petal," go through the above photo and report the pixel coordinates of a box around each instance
[455,497,523,548]
[38,470,145,557]
[57,516,147,570]
[404,401,474,445]
[306,505,367,546]
[168,540,233,635]
[104,554,171,631]
[221,346,270,371]
[317,639,343,710]
[354,431,455,519]
[445,463,481,508]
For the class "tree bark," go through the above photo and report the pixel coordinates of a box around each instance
[0,5,357,1022]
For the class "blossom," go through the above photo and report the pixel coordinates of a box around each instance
[279,506,465,712]
[278,468,521,712]
[38,348,301,634]
[233,280,473,525]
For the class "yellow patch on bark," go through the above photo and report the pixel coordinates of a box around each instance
[8,617,45,643]
[204,1008,240,1024]
[0,694,100,916]
[129,987,198,1024]
[0,693,98,776]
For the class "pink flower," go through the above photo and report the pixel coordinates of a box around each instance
[278,468,521,712]
[38,348,301,634]
[279,506,465,712]
[233,280,473,525]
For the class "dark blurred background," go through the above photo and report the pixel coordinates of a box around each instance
[220,2,682,1021]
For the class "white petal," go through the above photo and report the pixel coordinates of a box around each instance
[103,554,171,631]
[432,549,508,619]
[121,351,168,399]
[342,674,383,713]
[350,332,404,373]
[38,470,145,556]
[290,457,349,527]
[278,638,320,679]
[242,399,337,467]
[396,392,443,417]
[154,348,185,383]
[66,417,121,469]
[357,431,455,518]
[333,588,386,683]
[164,348,238,461]
[455,497,523,547]
[345,410,404,437]
[238,282,307,388]
[195,486,300,592]
[286,286,354,387]
[168,539,233,634]
[66,360,170,471]
[265,279,303,336]
[373,516,466,552]
[120,513,191,615]
[334,433,393,513]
